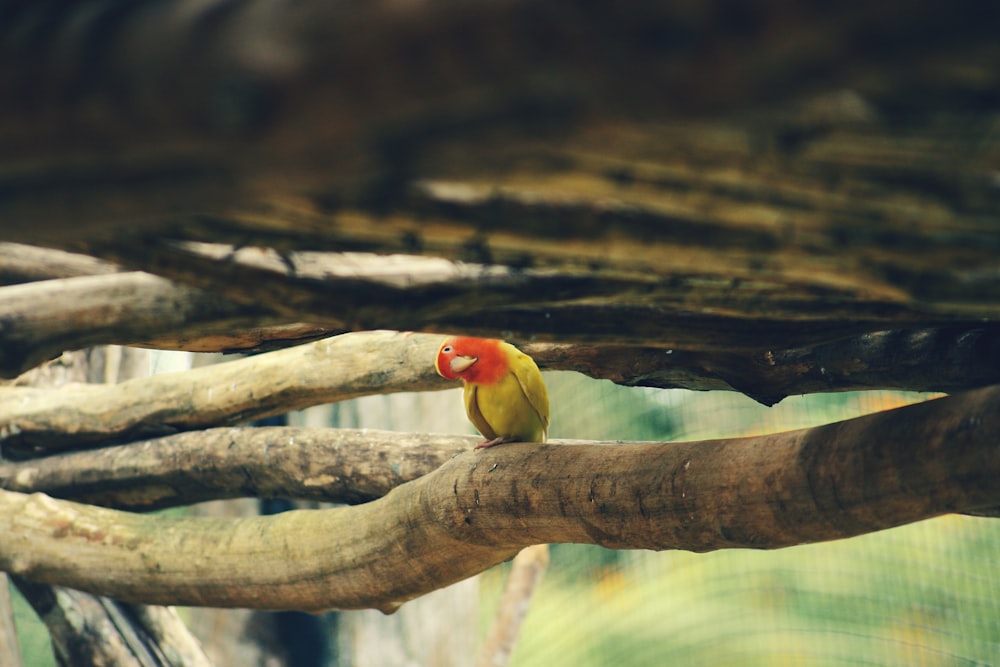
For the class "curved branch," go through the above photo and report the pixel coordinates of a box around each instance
[2,386,998,612]
[7,326,1000,457]
[0,271,335,378]
[0,243,119,285]
[0,243,921,380]
[527,326,1000,406]
[12,578,212,667]
[0,331,449,456]
[0,427,471,511]
[4,245,1000,403]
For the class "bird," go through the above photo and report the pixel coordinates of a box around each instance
[435,336,550,449]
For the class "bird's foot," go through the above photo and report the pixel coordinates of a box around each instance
[474,437,521,450]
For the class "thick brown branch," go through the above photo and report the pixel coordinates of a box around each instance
[12,577,212,667]
[21,240,952,352]
[62,240,945,352]
[0,427,470,511]
[0,272,309,378]
[135,322,336,356]
[5,246,1000,401]
[527,326,1000,406]
[0,243,922,379]
[1,386,998,612]
[0,243,120,285]
[7,327,1000,458]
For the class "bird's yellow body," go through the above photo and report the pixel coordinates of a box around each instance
[436,337,549,448]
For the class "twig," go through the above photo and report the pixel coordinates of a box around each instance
[476,544,550,667]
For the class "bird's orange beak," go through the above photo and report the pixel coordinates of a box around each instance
[449,355,477,374]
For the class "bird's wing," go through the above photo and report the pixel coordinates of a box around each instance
[510,351,550,437]
[464,383,497,440]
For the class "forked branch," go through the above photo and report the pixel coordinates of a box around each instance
[1,386,998,612]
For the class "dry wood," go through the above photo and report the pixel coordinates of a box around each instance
[0,243,120,285]
[0,242,333,377]
[118,161,998,323]
[0,272,289,378]
[476,544,549,667]
[0,427,471,511]
[1,386,998,613]
[12,577,213,667]
[128,605,214,667]
[71,235,1000,350]
[527,327,1000,406]
[2,0,996,654]
[0,331,449,456]
[4,321,217,666]
[6,326,999,459]
[1,3,997,404]
[6,247,1000,399]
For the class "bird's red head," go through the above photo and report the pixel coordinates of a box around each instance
[435,336,508,384]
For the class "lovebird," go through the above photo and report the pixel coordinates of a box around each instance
[435,336,550,449]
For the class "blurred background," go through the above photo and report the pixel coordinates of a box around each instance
[482,374,1000,667]
[12,353,1000,665]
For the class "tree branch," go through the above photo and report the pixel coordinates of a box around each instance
[0,331,449,456]
[0,272,313,378]
[1,386,998,612]
[527,326,1000,406]
[476,544,549,667]
[0,427,470,511]
[127,604,213,667]
[0,243,119,285]
[5,249,1000,404]
[7,325,1000,459]
[0,242,919,381]
[12,577,212,667]
[72,239,971,351]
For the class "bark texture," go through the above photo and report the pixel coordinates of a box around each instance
[0,427,471,511]
[12,578,212,667]
[0,1,997,405]
[0,0,998,626]
[2,0,998,241]
[1,386,998,612]
[0,331,448,456]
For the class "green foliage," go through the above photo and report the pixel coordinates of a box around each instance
[493,517,1000,666]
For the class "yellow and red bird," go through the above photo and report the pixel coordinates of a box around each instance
[435,336,549,449]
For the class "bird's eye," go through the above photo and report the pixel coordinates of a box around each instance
[442,346,452,353]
